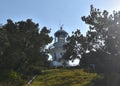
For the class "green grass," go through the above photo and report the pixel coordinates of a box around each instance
[28,68,103,86]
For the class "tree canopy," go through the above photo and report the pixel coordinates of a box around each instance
[0,19,53,85]
[81,5,120,72]
[62,5,120,73]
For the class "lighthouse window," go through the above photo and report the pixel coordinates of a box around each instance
[58,35,64,42]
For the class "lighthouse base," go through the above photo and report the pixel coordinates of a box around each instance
[52,61,69,67]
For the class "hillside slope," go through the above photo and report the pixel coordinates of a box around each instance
[28,68,103,86]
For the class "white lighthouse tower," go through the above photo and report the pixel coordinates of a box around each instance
[49,26,69,67]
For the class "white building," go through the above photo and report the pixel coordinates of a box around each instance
[49,27,69,67]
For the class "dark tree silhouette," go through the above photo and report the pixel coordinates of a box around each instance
[81,5,120,73]
[0,19,53,85]
[81,5,120,86]
[62,29,87,65]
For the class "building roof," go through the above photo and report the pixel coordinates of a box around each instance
[54,27,68,37]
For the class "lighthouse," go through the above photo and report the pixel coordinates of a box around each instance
[49,26,69,67]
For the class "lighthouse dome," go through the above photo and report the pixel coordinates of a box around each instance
[54,27,68,37]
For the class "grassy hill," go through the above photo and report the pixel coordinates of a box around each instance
[28,68,103,86]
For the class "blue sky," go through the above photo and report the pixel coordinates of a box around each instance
[0,0,120,36]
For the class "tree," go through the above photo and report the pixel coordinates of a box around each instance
[81,5,120,72]
[0,19,53,85]
[62,29,87,65]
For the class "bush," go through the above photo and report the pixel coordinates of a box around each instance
[8,71,25,86]
[0,70,25,86]
[23,66,43,76]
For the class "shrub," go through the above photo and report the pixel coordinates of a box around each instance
[8,71,25,86]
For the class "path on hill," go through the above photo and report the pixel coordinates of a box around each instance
[26,75,37,86]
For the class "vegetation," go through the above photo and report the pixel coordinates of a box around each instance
[62,29,87,63]
[0,19,53,85]
[62,5,120,86]
[1,4,120,86]
[28,68,103,86]
[81,5,120,72]
[63,5,120,72]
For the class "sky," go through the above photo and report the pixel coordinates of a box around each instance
[1,0,120,37]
